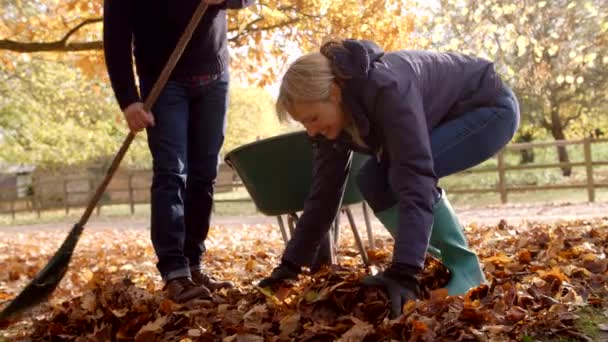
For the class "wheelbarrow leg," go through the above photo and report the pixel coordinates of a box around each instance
[344,206,369,265]
[333,211,341,253]
[287,213,298,237]
[328,226,336,264]
[362,202,374,250]
[276,216,289,246]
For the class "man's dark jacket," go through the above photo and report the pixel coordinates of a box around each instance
[103,0,254,110]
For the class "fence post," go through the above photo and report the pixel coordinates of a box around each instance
[128,172,135,215]
[89,177,101,216]
[34,176,41,218]
[497,150,507,204]
[583,138,595,202]
[10,199,15,221]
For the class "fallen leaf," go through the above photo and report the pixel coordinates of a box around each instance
[279,312,300,338]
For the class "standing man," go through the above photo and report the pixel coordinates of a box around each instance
[103,0,254,303]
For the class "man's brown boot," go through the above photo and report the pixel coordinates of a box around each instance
[191,270,234,291]
[165,277,211,303]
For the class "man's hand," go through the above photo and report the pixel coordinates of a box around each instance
[361,263,420,318]
[203,0,225,4]
[257,261,300,288]
[123,102,155,133]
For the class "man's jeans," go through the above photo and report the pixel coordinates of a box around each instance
[357,84,521,212]
[141,72,229,281]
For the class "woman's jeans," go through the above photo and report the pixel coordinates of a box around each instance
[141,72,229,281]
[358,84,520,219]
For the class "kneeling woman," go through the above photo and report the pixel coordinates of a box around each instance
[259,39,520,317]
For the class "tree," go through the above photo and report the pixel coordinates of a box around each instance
[1,0,424,169]
[1,0,418,85]
[222,86,286,156]
[0,57,150,167]
[0,57,287,167]
[416,0,608,175]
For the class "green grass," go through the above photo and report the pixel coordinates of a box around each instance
[573,306,608,341]
[521,306,608,342]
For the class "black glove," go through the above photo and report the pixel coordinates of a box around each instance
[361,262,420,318]
[257,260,301,288]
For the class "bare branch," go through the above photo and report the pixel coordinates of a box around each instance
[60,18,103,43]
[0,17,103,52]
[562,106,585,128]
[0,39,103,52]
[1,13,301,53]
[229,18,300,42]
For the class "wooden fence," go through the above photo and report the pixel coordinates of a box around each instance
[446,138,608,203]
[0,163,247,219]
[1,138,608,219]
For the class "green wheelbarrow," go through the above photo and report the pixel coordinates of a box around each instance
[224,131,374,265]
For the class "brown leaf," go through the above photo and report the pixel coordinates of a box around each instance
[5,218,605,342]
[223,334,264,342]
[80,292,97,312]
[517,248,532,264]
[484,253,512,266]
[188,328,203,337]
[538,267,570,284]
[336,317,373,342]
[505,306,528,322]
[279,312,301,338]
[582,254,608,273]
[460,304,489,326]
[411,319,429,334]
[111,308,129,318]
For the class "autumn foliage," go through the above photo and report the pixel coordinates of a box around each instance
[1,218,607,340]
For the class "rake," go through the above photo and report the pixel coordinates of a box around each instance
[0,3,209,321]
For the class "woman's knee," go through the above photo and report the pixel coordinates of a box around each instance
[496,85,521,139]
[356,159,396,212]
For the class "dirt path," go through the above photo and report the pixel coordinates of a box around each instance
[1,201,606,234]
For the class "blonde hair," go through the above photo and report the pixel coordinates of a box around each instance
[275,51,335,123]
[276,40,367,147]
[276,40,353,123]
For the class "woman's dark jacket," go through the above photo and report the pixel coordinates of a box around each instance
[282,40,503,269]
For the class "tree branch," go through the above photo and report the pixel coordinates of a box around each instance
[60,18,103,43]
[0,39,103,52]
[229,18,301,42]
[562,106,585,128]
[0,17,103,52]
[1,14,301,52]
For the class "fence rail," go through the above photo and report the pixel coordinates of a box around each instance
[1,138,608,219]
[446,138,608,203]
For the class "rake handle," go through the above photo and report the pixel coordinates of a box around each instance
[78,3,209,226]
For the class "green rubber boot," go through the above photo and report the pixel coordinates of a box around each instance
[375,209,442,258]
[374,190,486,296]
[430,190,487,295]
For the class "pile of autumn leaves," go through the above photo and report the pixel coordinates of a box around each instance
[3,218,608,341]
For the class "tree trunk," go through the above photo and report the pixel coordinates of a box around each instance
[516,132,535,164]
[549,108,571,177]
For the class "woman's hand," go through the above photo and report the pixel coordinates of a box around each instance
[361,262,420,318]
[257,261,300,288]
